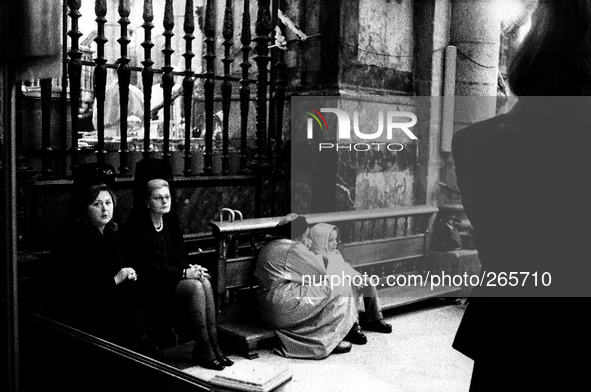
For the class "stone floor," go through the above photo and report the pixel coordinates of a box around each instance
[168,299,474,392]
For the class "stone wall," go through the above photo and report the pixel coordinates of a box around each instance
[287,0,507,213]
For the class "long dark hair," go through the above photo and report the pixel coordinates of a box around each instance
[509,0,591,96]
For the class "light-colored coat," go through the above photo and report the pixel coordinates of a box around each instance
[255,239,357,359]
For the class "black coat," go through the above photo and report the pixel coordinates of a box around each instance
[51,220,139,342]
[452,98,591,367]
[124,211,190,322]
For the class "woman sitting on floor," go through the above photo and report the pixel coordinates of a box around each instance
[254,214,363,359]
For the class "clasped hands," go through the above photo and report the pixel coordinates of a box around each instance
[185,264,210,280]
[114,267,137,285]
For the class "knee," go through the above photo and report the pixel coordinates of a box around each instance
[179,279,205,297]
[200,277,213,291]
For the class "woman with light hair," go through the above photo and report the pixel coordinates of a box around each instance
[124,178,232,370]
[308,223,392,334]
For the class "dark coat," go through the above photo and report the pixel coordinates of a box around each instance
[124,211,190,322]
[452,98,591,370]
[51,220,138,342]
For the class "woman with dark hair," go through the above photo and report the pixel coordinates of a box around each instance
[51,182,166,362]
[52,184,134,330]
[452,1,591,390]
[124,178,232,371]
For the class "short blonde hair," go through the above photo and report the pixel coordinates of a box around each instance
[145,178,169,200]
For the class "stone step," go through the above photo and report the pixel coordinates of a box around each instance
[165,341,293,392]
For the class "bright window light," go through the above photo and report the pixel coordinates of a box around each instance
[517,16,532,43]
[495,0,525,24]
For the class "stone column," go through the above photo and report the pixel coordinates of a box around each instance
[451,0,501,116]
[413,0,452,206]
[441,0,501,203]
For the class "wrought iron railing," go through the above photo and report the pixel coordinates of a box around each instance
[30,0,287,179]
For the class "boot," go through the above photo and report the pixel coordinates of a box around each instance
[344,322,367,345]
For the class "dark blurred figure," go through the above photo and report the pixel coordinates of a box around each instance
[452,1,591,390]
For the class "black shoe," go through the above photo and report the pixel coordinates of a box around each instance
[193,356,225,371]
[218,356,234,367]
[332,341,352,354]
[344,323,367,345]
[192,346,225,370]
[361,319,393,334]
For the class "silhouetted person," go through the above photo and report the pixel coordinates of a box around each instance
[452,1,591,390]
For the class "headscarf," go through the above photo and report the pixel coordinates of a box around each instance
[308,223,337,256]
[308,223,360,279]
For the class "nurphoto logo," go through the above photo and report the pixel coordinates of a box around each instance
[302,106,418,152]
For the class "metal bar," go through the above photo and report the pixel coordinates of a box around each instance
[404,216,409,236]
[60,0,68,178]
[273,0,286,171]
[216,234,228,320]
[161,0,174,166]
[3,62,20,392]
[255,174,263,217]
[359,221,365,242]
[267,0,279,160]
[94,0,108,168]
[77,59,258,83]
[141,0,155,160]
[221,0,234,175]
[239,0,252,174]
[40,79,53,179]
[250,0,272,171]
[202,0,216,175]
[182,0,195,176]
[67,0,83,172]
[117,0,132,176]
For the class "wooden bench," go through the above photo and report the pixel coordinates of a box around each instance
[210,206,462,359]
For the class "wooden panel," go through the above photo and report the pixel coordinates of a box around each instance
[355,256,422,273]
[226,256,258,288]
[341,235,425,267]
